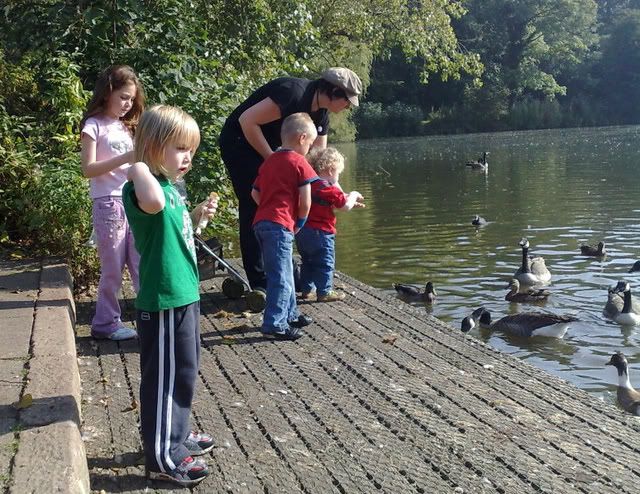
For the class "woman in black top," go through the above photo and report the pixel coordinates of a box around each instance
[219,67,362,291]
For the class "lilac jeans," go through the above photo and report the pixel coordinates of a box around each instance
[91,196,140,337]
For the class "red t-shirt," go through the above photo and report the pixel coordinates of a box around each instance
[253,150,318,232]
[306,179,348,234]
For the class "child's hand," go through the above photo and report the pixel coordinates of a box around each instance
[351,191,366,208]
[194,192,219,234]
[197,193,219,220]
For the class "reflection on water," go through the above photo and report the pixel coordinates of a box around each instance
[334,125,640,402]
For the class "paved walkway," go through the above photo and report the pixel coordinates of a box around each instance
[3,256,640,493]
[0,256,88,493]
[77,261,640,493]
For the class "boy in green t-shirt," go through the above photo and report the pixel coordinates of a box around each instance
[123,105,218,487]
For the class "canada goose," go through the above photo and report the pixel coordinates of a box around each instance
[505,279,550,303]
[606,281,640,326]
[605,352,640,416]
[514,238,551,285]
[580,241,606,257]
[471,215,487,226]
[393,281,437,303]
[629,261,640,273]
[463,307,575,338]
[603,283,640,318]
[461,307,487,333]
[465,152,489,170]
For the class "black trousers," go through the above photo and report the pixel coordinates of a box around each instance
[138,302,200,472]
[219,133,267,290]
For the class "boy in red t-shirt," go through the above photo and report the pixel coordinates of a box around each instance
[251,113,319,340]
[296,147,365,302]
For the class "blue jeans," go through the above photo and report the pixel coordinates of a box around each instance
[295,226,335,296]
[253,221,300,333]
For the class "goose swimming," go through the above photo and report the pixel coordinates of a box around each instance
[605,281,640,326]
[465,152,489,170]
[471,215,487,226]
[393,281,437,303]
[462,307,575,338]
[580,241,606,257]
[606,352,640,416]
[505,279,550,303]
[514,238,551,285]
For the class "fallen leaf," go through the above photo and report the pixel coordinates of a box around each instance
[213,310,230,318]
[121,398,138,413]
[382,334,399,345]
[221,336,237,345]
[12,393,33,409]
[97,377,109,384]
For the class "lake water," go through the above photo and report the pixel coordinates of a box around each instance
[332,125,640,402]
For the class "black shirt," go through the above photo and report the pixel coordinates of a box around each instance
[219,77,330,151]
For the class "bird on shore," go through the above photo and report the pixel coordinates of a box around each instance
[628,261,640,273]
[393,281,437,303]
[505,279,550,303]
[606,352,640,416]
[580,241,606,257]
[471,215,487,226]
[604,281,640,326]
[461,307,575,338]
[514,237,551,285]
[465,152,489,170]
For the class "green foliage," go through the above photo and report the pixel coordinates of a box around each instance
[594,9,640,123]
[354,102,424,138]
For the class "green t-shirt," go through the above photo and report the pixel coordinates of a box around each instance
[123,177,199,311]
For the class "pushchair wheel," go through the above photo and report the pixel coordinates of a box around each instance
[245,290,266,312]
[222,277,245,299]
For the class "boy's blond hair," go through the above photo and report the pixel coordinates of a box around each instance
[307,147,345,175]
[280,112,318,143]
[134,105,200,178]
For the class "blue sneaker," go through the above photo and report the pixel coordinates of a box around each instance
[148,456,209,487]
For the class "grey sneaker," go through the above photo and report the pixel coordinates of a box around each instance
[148,456,209,487]
[184,430,214,456]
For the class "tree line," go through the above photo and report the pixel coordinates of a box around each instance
[356,0,640,138]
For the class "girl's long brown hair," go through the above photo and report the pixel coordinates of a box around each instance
[80,65,145,135]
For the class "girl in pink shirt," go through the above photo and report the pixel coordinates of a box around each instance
[80,65,146,340]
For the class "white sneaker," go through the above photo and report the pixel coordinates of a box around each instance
[108,326,138,341]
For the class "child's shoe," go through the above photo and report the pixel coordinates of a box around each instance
[317,290,346,302]
[147,456,209,487]
[184,430,214,456]
[93,326,137,341]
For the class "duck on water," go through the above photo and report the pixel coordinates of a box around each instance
[393,281,437,304]
[505,278,550,303]
[461,307,576,338]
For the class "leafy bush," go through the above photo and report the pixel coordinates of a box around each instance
[354,101,423,138]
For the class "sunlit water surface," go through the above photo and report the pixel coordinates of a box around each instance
[327,125,640,405]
